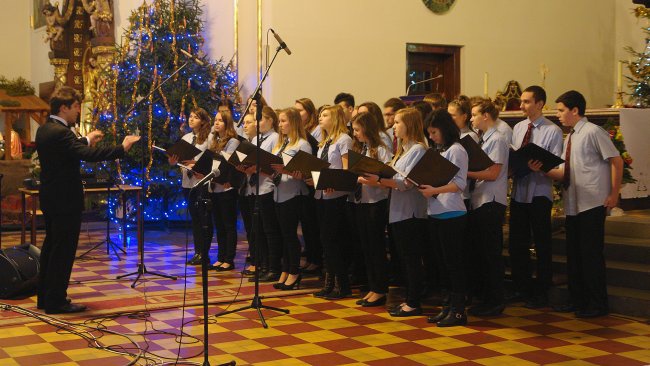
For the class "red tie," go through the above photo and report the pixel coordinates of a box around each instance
[562,129,574,189]
[392,134,398,152]
[521,122,534,146]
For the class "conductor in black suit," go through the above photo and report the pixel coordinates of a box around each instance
[36,86,140,314]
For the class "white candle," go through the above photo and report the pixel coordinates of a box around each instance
[617,61,623,92]
[484,72,488,97]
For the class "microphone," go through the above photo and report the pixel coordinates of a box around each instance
[270,28,292,55]
[406,74,443,95]
[191,168,220,189]
[179,49,205,66]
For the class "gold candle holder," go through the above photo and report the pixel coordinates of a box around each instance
[612,91,625,109]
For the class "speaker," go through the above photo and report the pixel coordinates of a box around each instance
[0,243,41,299]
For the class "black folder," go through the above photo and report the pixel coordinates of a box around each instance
[165,139,202,161]
[191,150,215,176]
[211,153,245,186]
[459,135,494,172]
[312,169,359,191]
[282,150,331,177]
[509,142,564,177]
[348,150,397,178]
[235,140,283,175]
[405,148,460,187]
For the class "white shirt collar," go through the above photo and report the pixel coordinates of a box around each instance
[49,115,70,127]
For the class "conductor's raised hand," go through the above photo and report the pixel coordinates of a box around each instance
[86,130,104,146]
[122,135,141,152]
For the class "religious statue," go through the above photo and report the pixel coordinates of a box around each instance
[81,0,113,37]
[42,3,65,42]
[81,55,100,133]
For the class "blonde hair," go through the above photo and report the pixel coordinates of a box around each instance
[261,106,279,132]
[274,107,306,153]
[391,107,427,164]
[210,110,238,153]
[319,105,348,147]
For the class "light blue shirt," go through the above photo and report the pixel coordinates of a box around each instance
[511,116,563,203]
[427,142,468,216]
[180,131,211,188]
[355,145,392,204]
[380,131,394,154]
[315,134,353,200]
[274,139,311,203]
[246,130,279,196]
[210,136,240,194]
[496,118,513,143]
[388,142,428,224]
[471,128,509,209]
[310,125,324,143]
[562,118,620,216]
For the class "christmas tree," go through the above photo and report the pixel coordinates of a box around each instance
[96,0,239,222]
[626,6,650,107]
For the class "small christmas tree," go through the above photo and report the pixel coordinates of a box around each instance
[626,6,650,107]
[97,0,239,222]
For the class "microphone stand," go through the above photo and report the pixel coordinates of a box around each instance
[116,61,189,287]
[214,45,290,328]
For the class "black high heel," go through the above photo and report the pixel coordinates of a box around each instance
[281,274,302,290]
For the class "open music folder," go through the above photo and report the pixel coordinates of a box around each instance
[509,142,564,177]
[311,169,359,191]
[282,150,330,177]
[153,139,202,162]
[233,140,283,175]
[347,150,397,178]
[459,135,494,172]
[403,148,460,187]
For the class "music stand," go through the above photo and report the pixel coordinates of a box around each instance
[214,44,289,328]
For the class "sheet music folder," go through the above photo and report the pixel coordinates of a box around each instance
[163,139,202,161]
[347,150,397,178]
[405,148,460,187]
[459,135,494,172]
[509,142,564,176]
[282,150,331,177]
[191,150,215,176]
[311,169,358,191]
[234,140,283,175]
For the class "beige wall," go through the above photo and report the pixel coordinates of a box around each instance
[4,0,649,113]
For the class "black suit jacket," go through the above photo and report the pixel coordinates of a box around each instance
[35,119,125,214]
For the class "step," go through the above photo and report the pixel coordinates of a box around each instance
[549,285,650,319]
[606,210,650,239]
[550,232,650,264]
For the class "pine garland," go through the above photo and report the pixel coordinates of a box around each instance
[603,118,636,184]
[0,76,35,96]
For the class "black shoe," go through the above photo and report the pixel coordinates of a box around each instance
[280,275,302,291]
[361,296,386,307]
[553,303,579,313]
[428,307,450,323]
[437,311,467,327]
[505,291,527,303]
[524,296,548,309]
[575,308,608,318]
[469,303,505,317]
[38,298,71,310]
[259,271,281,282]
[313,273,335,298]
[215,263,234,272]
[187,254,202,265]
[241,268,256,277]
[356,298,367,305]
[389,305,423,317]
[45,303,87,314]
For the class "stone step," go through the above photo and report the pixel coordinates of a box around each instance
[549,285,650,319]
[606,211,650,239]
[550,231,650,264]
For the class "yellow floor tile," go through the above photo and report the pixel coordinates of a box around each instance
[353,333,407,347]
[415,336,473,351]
[275,343,332,358]
[618,349,650,363]
[406,351,467,365]
[292,329,346,342]
[479,340,539,355]
[548,331,607,344]
[484,327,539,340]
[214,339,268,354]
[475,355,538,366]
[547,344,610,359]
[339,346,397,362]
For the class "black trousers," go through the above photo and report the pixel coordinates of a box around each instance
[248,192,283,272]
[318,196,348,277]
[356,200,389,294]
[428,214,467,308]
[239,190,253,259]
[391,218,427,308]
[508,197,553,296]
[276,196,302,275]
[37,210,82,310]
[345,201,365,283]
[565,206,608,312]
[471,202,506,305]
[299,193,321,266]
[184,187,213,256]
[211,189,238,265]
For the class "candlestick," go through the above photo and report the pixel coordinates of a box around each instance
[483,72,488,97]
[617,61,623,92]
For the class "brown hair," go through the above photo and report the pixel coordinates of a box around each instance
[296,98,318,133]
[423,93,447,110]
[392,108,427,164]
[210,110,238,153]
[351,112,386,159]
[190,107,212,144]
[448,95,472,128]
[261,106,279,132]
[50,86,82,115]
[275,108,307,153]
[471,99,499,121]
[358,102,386,132]
[383,97,407,111]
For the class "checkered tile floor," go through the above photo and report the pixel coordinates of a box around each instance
[1,227,649,365]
